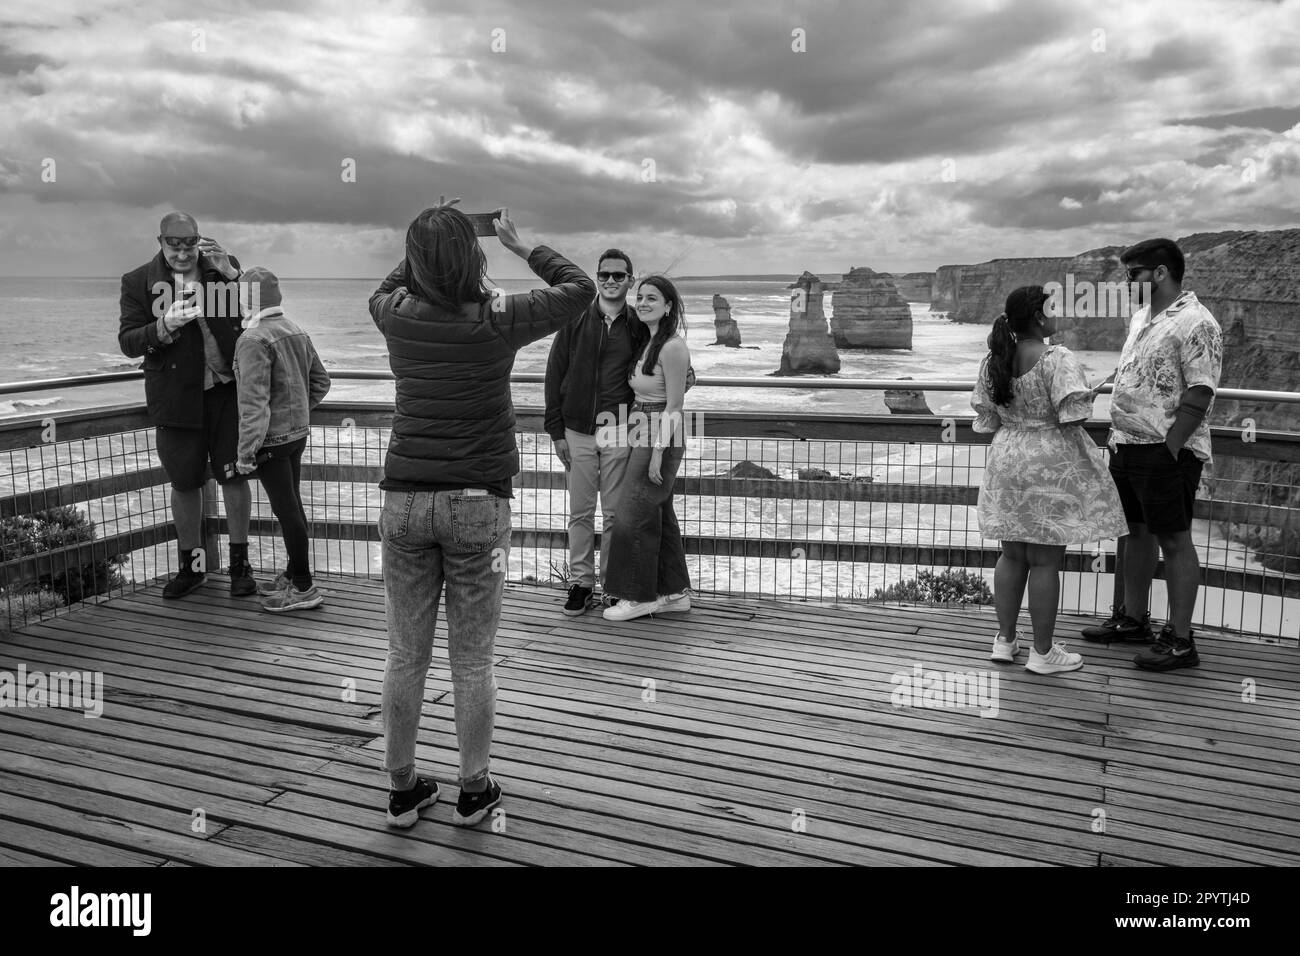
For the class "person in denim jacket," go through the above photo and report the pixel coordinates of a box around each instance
[232,267,331,612]
[369,200,594,829]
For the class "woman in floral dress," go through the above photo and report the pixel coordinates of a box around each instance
[972,285,1130,675]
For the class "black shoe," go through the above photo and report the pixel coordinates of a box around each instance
[386,776,440,829]
[229,560,257,597]
[1134,628,1200,671]
[563,584,593,617]
[162,569,207,599]
[1109,611,1154,643]
[1081,604,1127,642]
[451,775,502,827]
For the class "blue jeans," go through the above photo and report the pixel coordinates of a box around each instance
[603,443,691,603]
[380,489,510,787]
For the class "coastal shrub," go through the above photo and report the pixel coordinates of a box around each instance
[0,505,127,607]
[872,568,993,605]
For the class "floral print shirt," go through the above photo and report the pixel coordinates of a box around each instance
[1110,290,1222,463]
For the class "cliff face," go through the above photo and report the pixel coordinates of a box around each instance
[883,271,933,303]
[829,267,913,349]
[777,271,841,375]
[931,265,963,313]
[711,293,742,347]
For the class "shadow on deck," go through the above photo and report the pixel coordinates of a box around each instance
[1,575,1297,866]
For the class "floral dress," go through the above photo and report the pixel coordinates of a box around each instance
[972,346,1130,545]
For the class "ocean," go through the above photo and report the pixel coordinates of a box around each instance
[0,276,1126,418]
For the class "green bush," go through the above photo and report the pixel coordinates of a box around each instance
[873,568,993,605]
[0,505,127,607]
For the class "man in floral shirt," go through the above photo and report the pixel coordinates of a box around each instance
[1108,238,1222,671]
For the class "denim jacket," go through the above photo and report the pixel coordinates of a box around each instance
[233,307,331,463]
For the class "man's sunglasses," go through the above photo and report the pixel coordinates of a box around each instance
[596,271,629,282]
[1125,265,1155,281]
[161,236,201,250]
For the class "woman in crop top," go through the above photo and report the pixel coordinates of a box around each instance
[602,275,693,621]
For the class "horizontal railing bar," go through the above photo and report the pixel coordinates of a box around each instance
[216,519,1300,600]
[0,521,174,590]
[4,369,1300,404]
[0,467,170,519]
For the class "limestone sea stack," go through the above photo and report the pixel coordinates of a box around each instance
[711,294,742,347]
[829,267,913,349]
[776,271,840,375]
[883,377,933,414]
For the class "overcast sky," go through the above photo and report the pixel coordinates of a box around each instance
[2,0,1299,279]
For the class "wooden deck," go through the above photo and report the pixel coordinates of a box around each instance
[1,574,1297,866]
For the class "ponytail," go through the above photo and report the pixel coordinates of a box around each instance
[985,313,1016,406]
[983,285,1051,406]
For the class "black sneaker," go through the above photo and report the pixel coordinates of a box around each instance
[1110,611,1154,643]
[563,584,593,617]
[451,775,502,827]
[229,560,257,597]
[162,568,207,599]
[386,776,440,829]
[1081,604,1126,642]
[1134,628,1200,671]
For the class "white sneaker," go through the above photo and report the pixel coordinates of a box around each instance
[658,592,691,613]
[990,630,1021,663]
[1026,641,1084,675]
[603,597,662,622]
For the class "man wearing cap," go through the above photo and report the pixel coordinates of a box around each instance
[232,266,331,612]
[118,212,255,598]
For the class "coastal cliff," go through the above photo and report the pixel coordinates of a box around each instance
[883,272,933,303]
[829,267,913,349]
[776,271,841,375]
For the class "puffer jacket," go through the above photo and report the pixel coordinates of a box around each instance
[369,245,595,487]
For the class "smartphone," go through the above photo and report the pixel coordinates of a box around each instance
[466,210,503,237]
[222,449,272,481]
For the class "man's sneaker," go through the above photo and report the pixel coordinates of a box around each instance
[1081,604,1127,642]
[1110,611,1155,643]
[257,571,291,596]
[1134,628,1200,671]
[261,583,324,613]
[990,630,1022,663]
[603,597,662,621]
[229,560,257,597]
[451,775,503,827]
[386,776,439,829]
[162,568,206,599]
[563,584,594,617]
[1026,642,1084,675]
[658,591,691,613]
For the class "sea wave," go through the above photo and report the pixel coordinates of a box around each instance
[0,396,63,416]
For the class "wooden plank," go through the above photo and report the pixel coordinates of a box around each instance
[0,817,166,867]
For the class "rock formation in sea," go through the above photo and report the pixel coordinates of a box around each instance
[883,272,934,303]
[711,294,742,347]
[776,271,840,376]
[828,267,913,349]
[883,377,933,414]
[931,265,963,314]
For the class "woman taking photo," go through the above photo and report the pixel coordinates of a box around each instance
[972,285,1128,675]
[603,275,693,622]
[370,201,594,828]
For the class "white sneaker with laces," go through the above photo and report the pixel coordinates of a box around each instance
[1026,641,1084,674]
[658,591,691,613]
[990,630,1021,663]
[603,597,662,621]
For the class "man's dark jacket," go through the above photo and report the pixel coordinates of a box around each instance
[544,298,649,441]
[369,246,595,487]
[118,252,243,429]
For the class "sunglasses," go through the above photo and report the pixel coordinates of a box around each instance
[1125,265,1154,281]
[596,271,629,282]
[161,236,201,250]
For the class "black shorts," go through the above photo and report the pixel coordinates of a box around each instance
[1108,442,1203,535]
[155,382,245,490]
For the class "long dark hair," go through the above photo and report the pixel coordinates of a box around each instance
[985,285,1050,406]
[403,207,492,312]
[636,275,688,375]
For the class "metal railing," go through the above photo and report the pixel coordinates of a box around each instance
[2,372,1298,639]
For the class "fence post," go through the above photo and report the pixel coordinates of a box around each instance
[202,477,221,573]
